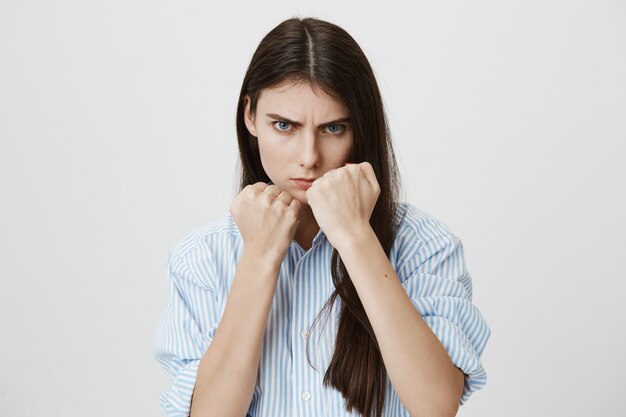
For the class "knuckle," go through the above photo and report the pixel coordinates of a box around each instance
[279,193,292,204]
[260,194,271,206]
[287,206,299,218]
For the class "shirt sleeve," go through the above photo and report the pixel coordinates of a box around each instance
[151,250,219,417]
[397,233,491,405]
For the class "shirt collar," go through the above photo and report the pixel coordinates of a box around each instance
[312,228,326,246]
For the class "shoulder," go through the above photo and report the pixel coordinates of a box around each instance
[392,201,459,245]
[168,213,242,263]
[391,202,469,288]
[166,213,243,289]
[390,202,463,271]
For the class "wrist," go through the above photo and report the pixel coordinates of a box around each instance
[333,223,376,253]
[241,247,284,270]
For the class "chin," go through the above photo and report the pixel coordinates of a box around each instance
[295,194,310,205]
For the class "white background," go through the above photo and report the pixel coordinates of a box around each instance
[1,0,625,416]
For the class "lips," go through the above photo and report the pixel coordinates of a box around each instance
[292,179,315,190]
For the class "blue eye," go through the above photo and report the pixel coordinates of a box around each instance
[273,121,292,132]
[325,124,345,134]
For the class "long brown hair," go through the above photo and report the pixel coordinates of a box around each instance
[235,17,408,417]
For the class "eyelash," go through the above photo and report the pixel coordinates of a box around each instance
[272,121,346,135]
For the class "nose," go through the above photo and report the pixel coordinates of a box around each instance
[298,129,320,168]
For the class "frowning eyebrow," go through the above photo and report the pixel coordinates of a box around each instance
[265,113,351,128]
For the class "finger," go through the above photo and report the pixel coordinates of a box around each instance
[288,198,301,218]
[357,162,380,192]
[342,162,361,179]
[320,167,338,178]
[263,184,282,198]
[276,190,293,205]
[249,182,268,192]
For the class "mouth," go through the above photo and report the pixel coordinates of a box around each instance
[292,178,315,190]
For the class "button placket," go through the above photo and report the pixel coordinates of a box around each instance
[291,247,320,411]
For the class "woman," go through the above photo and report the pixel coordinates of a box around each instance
[152,16,491,417]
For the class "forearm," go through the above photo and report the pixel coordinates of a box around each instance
[190,250,281,417]
[335,227,462,417]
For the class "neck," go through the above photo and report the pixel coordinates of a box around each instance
[294,205,319,250]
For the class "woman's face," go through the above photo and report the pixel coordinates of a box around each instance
[243,81,353,205]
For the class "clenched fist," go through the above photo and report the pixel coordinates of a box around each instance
[230,182,302,263]
[304,162,380,250]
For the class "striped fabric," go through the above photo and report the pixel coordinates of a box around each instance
[151,200,491,417]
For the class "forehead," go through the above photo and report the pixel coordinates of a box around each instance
[257,81,349,116]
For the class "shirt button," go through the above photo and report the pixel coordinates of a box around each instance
[301,330,310,339]
[301,391,311,401]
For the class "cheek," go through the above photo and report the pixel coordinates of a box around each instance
[257,138,286,172]
[331,138,352,163]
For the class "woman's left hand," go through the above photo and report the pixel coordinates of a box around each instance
[305,162,380,248]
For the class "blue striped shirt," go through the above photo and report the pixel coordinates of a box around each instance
[151,201,491,416]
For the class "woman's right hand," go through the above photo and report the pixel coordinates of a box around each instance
[230,182,302,262]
